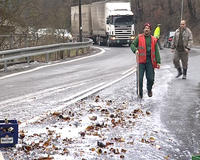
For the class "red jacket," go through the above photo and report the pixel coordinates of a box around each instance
[137,34,158,68]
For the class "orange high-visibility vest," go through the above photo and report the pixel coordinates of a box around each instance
[137,34,158,68]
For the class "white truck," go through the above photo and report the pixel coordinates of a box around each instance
[71,1,135,46]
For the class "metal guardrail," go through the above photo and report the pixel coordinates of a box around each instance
[0,38,93,71]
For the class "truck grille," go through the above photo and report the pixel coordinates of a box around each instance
[115,26,132,39]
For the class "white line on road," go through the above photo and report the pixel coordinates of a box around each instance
[122,66,136,75]
[45,68,136,114]
[0,81,87,107]
[20,69,136,128]
[103,48,111,50]
[0,46,105,80]
[20,82,105,127]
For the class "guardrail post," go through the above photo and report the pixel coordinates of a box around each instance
[60,51,64,59]
[81,48,84,55]
[67,50,70,57]
[27,57,30,64]
[46,53,49,63]
[4,60,7,72]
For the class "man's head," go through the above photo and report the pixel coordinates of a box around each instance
[180,20,186,30]
[143,23,151,36]
[157,24,161,27]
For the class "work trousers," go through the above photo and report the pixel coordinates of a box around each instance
[136,56,155,97]
[173,50,188,69]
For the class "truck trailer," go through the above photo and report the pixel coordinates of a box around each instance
[71,1,135,46]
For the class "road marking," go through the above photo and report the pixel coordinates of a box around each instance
[103,48,111,50]
[20,69,136,128]
[122,66,136,75]
[20,82,105,127]
[0,81,87,107]
[0,46,105,80]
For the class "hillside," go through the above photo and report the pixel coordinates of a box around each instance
[130,0,200,44]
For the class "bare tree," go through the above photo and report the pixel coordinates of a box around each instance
[167,0,174,15]
[187,0,197,20]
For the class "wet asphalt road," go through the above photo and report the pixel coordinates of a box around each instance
[159,47,200,159]
[0,45,200,159]
[0,46,135,121]
[95,46,200,160]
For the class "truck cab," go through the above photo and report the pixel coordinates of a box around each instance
[106,11,135,46]
[71,1,135,47]
[98,2,135,46]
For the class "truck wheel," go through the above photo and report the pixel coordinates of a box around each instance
[97,39,101,46]
[97,36,102,46]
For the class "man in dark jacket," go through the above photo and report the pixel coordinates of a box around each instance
[130,23,161,99]
[171,20,193,79]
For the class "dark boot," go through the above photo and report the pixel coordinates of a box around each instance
[138,94,143,99]
[182,69,187,79]
[148,90,153,97]
[138,91,143,99]
[176,67,182,78]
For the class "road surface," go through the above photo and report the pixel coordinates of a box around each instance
[0,45,200,160]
